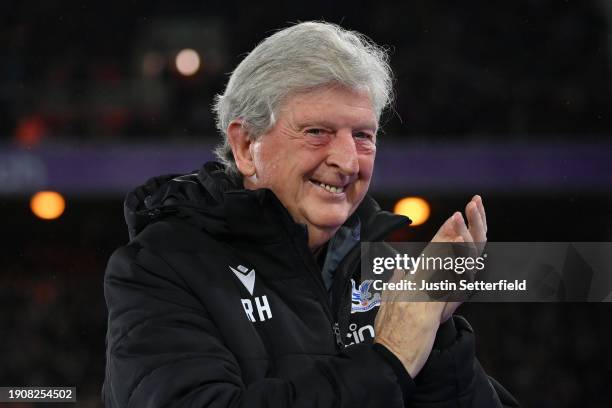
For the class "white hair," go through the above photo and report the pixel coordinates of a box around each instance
[213,21,394,175]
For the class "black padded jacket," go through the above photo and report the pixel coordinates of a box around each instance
[103,162,520,407]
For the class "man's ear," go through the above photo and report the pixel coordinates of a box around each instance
[227,120,256,177]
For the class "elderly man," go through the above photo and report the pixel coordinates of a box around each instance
[104,22,518,407]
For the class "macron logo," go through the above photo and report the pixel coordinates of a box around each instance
[230,265,256,296]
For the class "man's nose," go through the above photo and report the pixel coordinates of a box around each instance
[326,130,359,176]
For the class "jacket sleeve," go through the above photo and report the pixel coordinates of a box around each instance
[408,315,521,408]
[103,244,413,408]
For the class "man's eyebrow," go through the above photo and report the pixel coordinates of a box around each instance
[296,119,378,132]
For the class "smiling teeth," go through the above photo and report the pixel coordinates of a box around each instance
[319,182,344,193]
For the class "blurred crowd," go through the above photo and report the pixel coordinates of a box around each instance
[1,0,611,146]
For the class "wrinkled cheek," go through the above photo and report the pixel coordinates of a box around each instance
[360,156,375,178]
[257,162,281,187]
[355,177,372,202]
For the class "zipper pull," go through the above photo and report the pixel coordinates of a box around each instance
[147,208,162,218]
[333,322,344,348]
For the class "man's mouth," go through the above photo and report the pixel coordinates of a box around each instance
[310,179,346,194]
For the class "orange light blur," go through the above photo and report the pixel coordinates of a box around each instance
[30,191,66,220]
[393,196,431,226]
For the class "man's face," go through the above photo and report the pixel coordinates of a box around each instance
[245,86,377,248]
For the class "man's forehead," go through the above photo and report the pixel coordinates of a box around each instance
[283,89,379,130]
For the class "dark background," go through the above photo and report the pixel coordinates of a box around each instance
[2,0,612,406]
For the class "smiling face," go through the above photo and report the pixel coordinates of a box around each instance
[242,85,378,250]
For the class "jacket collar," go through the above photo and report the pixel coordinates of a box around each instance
[125,161,411,245]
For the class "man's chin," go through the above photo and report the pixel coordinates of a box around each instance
[307,218,349,235]
[312,208,355,227]
[300,207,361,249]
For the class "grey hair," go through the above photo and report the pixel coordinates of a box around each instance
[213,21,394,175]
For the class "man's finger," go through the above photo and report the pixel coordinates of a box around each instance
[452,211,472,243]
[474,195,487,233]
[466,200,486,243]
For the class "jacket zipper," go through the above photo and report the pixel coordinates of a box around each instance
[332,322,344,348]
[287,226,342,349]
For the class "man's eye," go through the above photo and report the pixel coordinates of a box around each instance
[306,128,325,135]
[354,131,373,140]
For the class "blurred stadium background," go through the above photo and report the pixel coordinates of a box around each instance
[2,0,612,406]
